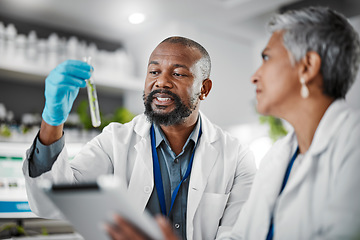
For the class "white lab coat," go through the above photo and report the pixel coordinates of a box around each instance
[23,112,256,240]
[219,100,360,240]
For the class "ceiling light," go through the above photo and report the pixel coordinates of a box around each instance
[128,13,145,24]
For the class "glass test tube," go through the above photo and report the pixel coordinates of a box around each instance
[83,56,101,127]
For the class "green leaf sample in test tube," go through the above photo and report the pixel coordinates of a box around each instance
[83,56,101,127]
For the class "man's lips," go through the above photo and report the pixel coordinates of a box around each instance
[152,93,174,106]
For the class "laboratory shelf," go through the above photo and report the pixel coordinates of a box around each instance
[0,61,143,92]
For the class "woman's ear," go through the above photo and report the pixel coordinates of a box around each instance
[298,51,321,83]
[200,79,212,100]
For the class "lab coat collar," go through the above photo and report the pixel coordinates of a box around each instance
[186,111,221,236]
[257,132,298,214]
[198,111,221,143]
[307,99,349,156]
[153,115,201,151]
[280,100,349,196]
[134,114,152,138]
[133,112,219,144]
[127,115,152,210]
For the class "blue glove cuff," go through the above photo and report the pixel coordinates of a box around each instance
[42,106,67,126]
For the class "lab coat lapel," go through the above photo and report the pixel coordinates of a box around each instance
[258,134,297,219]
[187,140,219,229]
[280,149,314,197]
[281,100,348,195]
[127,116,154,211]
[187,113,219,233]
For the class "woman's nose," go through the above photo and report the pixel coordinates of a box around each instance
[251,74,258,84]
[251,68,261,84]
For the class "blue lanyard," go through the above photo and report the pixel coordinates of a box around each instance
[266,146,299,240]
[150,124,202,216]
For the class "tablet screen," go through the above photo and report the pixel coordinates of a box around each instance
[40,176,163,240]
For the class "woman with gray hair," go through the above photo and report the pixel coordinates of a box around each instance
[106,6,360,240]
[221,6,360,240]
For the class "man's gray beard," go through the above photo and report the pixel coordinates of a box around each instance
[143,90,199,126]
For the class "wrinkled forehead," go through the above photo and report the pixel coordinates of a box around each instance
[149,42,202,64]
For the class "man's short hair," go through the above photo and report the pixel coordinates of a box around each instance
[161,36,211,81]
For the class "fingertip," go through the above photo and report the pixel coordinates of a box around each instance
[63,59,93,70]
[112,213,122,223]
[63,59,81,65]
[155,215,166,220]
[155,215,169,226]
[103,222,111,232]
[80,80,87,88]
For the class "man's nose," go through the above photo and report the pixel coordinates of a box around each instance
[155,74,173,89]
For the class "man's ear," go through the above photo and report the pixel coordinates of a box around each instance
[200,79,212,100]
[298,51,321,83]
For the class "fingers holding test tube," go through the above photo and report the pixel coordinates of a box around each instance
[42,60,92,127]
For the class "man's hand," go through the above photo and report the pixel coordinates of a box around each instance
[105,214,180,240]
[42,60,92,126]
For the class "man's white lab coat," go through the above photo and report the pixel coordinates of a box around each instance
[219,100,360,240]
[23,112,256,240]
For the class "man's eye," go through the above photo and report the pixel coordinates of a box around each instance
[173,73,186,77]
[149,71,159,75]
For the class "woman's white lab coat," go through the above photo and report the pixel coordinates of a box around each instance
[23,112,256,240]
[220,100,360,240]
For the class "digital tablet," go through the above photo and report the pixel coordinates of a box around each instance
[39,175,163,240]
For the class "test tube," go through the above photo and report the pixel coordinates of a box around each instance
[83,56,101,127]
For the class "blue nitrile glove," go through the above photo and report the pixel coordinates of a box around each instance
[42,60,93,126]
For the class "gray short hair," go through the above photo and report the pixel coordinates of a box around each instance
[267,6,360,99]
[161,36,211,81]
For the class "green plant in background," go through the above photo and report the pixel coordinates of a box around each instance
[0,223,27,237]
[41,226,49,236]
[0,223,49,237]
[0,124,11,137]
[259,115,288,142]
[21,125,31,134]
[76,100,136,130]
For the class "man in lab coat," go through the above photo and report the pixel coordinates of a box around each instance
[23,36,256,240]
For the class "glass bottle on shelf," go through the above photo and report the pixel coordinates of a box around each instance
[37,39,48,70]
[14,34,27,66]
[0,22,5,54]
[67,36,79,60]
[4,23,17,64]
[26,30,38,66]
[47,33,60,68]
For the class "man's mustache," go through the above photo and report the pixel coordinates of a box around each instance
[146,89,181,103]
